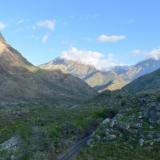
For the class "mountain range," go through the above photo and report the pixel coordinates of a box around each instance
[0,33,96,105]
[1,33,160,160]
[40,57,160,92]
[1,31,160,104]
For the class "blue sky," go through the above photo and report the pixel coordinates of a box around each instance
[0,0,160,69]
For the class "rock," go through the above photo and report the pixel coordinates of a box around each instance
[110,119,116,127]
[139,138,144,146]
[150,141,154,146]
[102,118,110,124]
[108,134,117,140]
[0,135,21,151]
[135,123,142,128]
[116,123,130,131]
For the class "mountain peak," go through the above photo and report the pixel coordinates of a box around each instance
[0,33,37,73]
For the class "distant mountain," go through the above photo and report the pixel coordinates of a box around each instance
[41,57,160,91]
[105,58,160,90]
[40,57,97,79]
[0,33,96,104]
[40,58,129,91]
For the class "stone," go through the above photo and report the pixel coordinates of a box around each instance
[0,135,21,151]
[110,119,116,127]
[102,118,110,124]
[106,134,117,141]
[139,138,144,146]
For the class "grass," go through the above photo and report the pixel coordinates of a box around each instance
[76,139,160,160]
[0,103,109,159]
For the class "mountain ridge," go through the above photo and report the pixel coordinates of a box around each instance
[0,33,96,105]
[40,57,160,91]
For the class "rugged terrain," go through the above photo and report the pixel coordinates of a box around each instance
[1,32,160,160]
[39,58,119,92]
[0,35,96,105]
[76,91,160,160]
[40,57,160,92]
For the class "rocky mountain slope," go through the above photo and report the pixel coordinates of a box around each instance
[40,57,97,79]
[39,58,128,91]
[0,33,96,104]
[76,91,160,160]
[40,57,160,92]
[108,58,160,90]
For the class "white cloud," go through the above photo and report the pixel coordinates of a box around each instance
[61,47,122,70]
[0,22,6,30]
[130,48,160,60]
[42,33,50,43]
[147,48,160,60]
[97,34,126,43]
[36,20,56,30]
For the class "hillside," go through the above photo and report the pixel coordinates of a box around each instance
[0,34,96,105]
[104,58,160,90]
[75,90,160,160]
[40,57,160,92]
[40,58,128,91]
[123,68,160,93]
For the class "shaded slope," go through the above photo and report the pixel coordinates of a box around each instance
[40,58,128,92]
[123,68,160,93]
[0,34,96,104]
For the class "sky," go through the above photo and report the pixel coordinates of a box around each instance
[0,0,160,70]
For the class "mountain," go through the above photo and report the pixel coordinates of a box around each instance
[104,58,160,91]
[39,57,97,79]
[123,68,160,93]
[40,54,160,93]
[0,33,96,104]
[40,58,129,92]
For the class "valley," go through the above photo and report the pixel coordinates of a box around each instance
[0,1,160,159]
[1,33,160,159]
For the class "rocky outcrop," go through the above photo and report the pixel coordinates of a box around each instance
[0,135,22,160]
[88,93,160,148]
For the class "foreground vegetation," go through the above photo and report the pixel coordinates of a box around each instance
[0,102,114,159]
[1,91,160,160]
[76,139,160,160]
[76,91,160,160]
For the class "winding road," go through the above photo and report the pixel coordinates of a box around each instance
[58,136,90,160]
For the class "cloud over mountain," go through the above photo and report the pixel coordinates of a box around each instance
[147,48,160,60]
[61,47,122,70]
[131,48,160,60]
